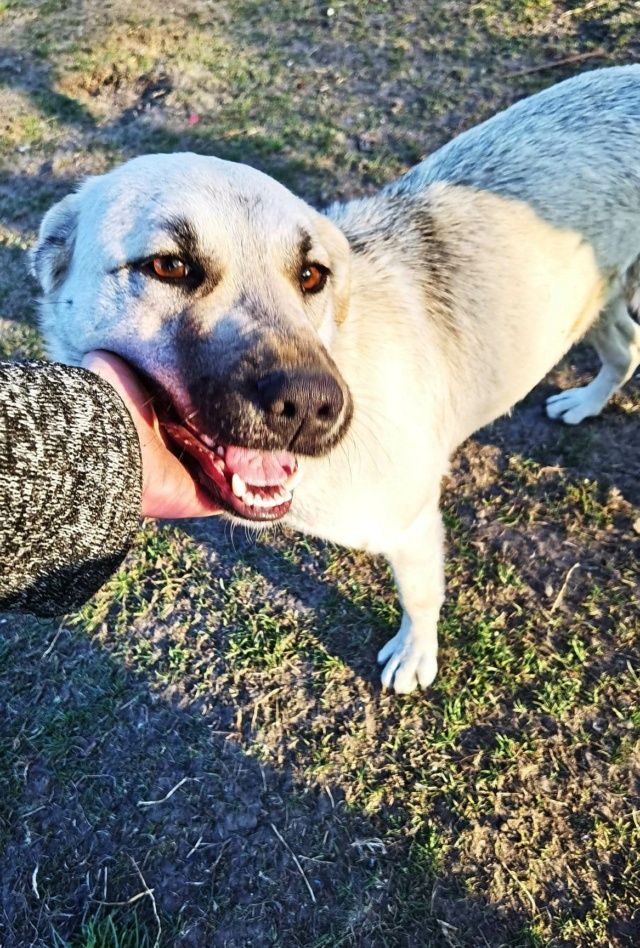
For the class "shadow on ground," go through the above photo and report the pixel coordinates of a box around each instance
[1,612,525,947]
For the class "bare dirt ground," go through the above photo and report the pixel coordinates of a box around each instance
[1,0,639,945]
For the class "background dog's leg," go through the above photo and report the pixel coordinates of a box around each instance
[377,502,445,694]
[546,297,640,425]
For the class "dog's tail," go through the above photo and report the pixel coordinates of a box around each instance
[626,257,640,321]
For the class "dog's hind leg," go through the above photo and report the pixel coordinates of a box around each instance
[546,297,640,425]
[377,502,444,694]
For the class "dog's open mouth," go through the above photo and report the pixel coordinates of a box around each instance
[160,419,300,522]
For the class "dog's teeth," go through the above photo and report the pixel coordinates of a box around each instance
[282,490,292,502]
[283,467,303,491]
[243,491,255,506]
[232,473,246,497]
[214,459,225,472]
[216,446,225,457]
[201,435,216,448]
[252,495,265,508]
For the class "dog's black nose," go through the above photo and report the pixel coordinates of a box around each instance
[256,369,345,448]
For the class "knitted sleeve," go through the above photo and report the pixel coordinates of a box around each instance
[0,361,142,616]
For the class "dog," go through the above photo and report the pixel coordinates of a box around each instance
[32,65,640,693]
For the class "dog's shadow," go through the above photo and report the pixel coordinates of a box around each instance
[180,514,393,684]
[475,344,640,508]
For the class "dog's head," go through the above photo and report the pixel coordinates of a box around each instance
[33,153,353,522]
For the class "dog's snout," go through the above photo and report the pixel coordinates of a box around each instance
[256,369,344,447]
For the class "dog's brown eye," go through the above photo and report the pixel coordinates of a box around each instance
[300,264,327,294]
[152,256,189,279]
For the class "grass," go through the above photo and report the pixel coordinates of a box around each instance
[0,0,639,945]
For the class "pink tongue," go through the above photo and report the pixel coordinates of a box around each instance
[224,446,296,487]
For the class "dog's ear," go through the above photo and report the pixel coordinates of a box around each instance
[314,212,351,325]
[30,192,82,294]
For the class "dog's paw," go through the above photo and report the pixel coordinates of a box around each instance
[377,626,438,694]
[546,386,603,425]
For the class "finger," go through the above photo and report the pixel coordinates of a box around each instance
[82,351,221,519]
[82,350,156,429]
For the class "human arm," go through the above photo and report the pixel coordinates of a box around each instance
[0,355,218,617]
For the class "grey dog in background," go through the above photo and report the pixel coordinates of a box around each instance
[33,65,640,692]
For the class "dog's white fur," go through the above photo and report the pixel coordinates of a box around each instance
[33,66,640,692]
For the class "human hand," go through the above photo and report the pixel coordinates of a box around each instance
[82,351,221,519]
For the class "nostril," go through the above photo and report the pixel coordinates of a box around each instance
[269,398,298,419]
[255,368,343,432]
[315,380,344,423]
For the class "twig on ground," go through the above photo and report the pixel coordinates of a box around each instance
[95,890,149,908]
[186,835,203,859]
[31,865,40,899]
[437,919,459,947]
[137,776,194,807]
[214,128,260,142]
[559,0,610,19]
[500,860,537,914]
[130,856,162,948]
[251,687,281,729]
[77,773,117,788]
[430,880,440,914]
[551,563,580,613]
[503,48,605,78]
[41,625,65,659]
[22,806,46,819]
[187,837,231,864]
[211,839,232,870]
[350,838,387,855]
[270,823,317,904]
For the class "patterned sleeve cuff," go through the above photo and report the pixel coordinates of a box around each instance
[0,361,143,616]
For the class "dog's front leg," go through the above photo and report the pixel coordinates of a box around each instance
[377,502,445,694]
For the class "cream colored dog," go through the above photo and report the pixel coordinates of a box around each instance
[33,66,640,692]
